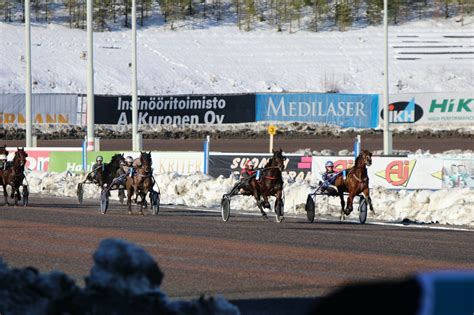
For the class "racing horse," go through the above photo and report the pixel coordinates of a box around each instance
[96,153,126,189]
[2,148,28,206]
[334,149,374,219]
[77,153,126,203]
[249,149,286,221]
[0,145,9,194]
[124,151,155,215]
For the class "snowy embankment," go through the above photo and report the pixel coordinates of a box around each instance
[28,170,474,227]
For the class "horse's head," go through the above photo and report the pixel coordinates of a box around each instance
[111,153,125,166]
[271,149,286,171]
[14,147,28,167]
[140,151,152,172]
[358,150,372,167]
[0,145,8,155]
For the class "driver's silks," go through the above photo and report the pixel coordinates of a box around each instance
[343,169,347,180]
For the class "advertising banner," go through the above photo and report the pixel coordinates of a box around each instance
[0,94,78,125]
[6,149,50,171]
[121,151,204,175]
[441,158,474,189]
[49,151,120,173]
[255,93,379,128]
[94,94,256,125]
[380,92,473,126]
[311,156,443,190]
[209,153,313,182]
[49,151,204,175]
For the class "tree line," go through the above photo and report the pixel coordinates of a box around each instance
[0,0,471,31]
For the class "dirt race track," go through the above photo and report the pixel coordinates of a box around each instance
[2,135,473,153]
[1,196,473,302]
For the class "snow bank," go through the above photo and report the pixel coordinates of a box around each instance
[0,238,240,315]
[26,170,474,227]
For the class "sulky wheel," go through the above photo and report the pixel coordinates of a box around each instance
[22,185,29,207]
[358,196,368,224]
[118,188,125,204]
[150,191,160,216]
[221,195,231,222]
[100,190,109,214]
[77,183,84,204]
[305,194,316,223]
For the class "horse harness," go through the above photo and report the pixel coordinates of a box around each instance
[345,168,368,184]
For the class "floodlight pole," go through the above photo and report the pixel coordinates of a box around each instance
[383,0,392,155]
[86,0,95,151]
[25,0,32,147]
[131,0,140,151]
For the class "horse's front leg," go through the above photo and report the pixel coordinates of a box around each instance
[274,189,284,221]
[338,190,345,221]
[127,186,134,215]
[262,193,271,210]
[363,187,375,214]
[253,191,267,219]
[2,184,9,206]
[345,192,355,216]
[138,192,145,216]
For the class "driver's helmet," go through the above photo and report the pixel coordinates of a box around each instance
[246,160,255,170]
[126,156,134,164]
[325,161,334,170]
[96,155,103,163]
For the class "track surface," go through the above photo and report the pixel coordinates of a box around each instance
[1,195,472,301]
[3,136,473,153]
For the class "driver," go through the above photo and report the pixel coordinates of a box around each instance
[321,161,338,193]
[92,155,104,174]
[123,156,135,177]
[240,160,256,180]
[0,153,7,170]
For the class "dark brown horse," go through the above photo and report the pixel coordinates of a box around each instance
[247,149,286,222]
[0,145,9,195]
[124,152,154,215]
[2,148,28,206]
[96,153,125,189]
[334,149,374,220]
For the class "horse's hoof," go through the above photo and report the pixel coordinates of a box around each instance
[128,211,132,215]
[262,214,268,220]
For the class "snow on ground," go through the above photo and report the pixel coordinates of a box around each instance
[26,168,474,227]
[1,17,473,96]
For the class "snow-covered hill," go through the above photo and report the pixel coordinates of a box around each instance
[1,17,472,96]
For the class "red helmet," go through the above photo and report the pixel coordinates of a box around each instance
[246,160,255,169]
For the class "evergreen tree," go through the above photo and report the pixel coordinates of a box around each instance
[366,0,382,24]
[335,0,352,31]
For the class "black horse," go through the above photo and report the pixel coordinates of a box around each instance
[2,148,28,206]
[77,154,125,203]
[231,149,286,222]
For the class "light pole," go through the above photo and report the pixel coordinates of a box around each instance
[131,0,139,151]
[25,0,32,147]
[86,0,95,151]
[383,0,392,155]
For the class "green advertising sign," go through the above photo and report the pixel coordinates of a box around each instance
[49,151,120,173]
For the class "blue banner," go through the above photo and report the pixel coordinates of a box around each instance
[256,93,379,128]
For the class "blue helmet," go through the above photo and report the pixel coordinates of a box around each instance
[325,161,334,167]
